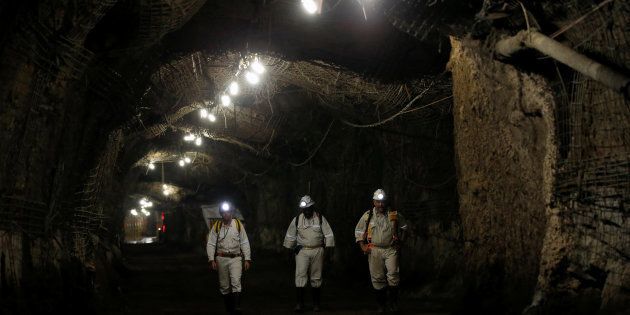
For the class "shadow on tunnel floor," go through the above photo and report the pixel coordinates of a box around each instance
[100,243,453,315]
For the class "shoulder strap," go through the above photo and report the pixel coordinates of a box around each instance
[235,219,242,233]
[363,209,373,243]
[212,220,221,233]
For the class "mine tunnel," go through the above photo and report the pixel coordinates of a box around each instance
[0,0,629,314]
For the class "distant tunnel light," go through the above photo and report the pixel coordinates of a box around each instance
[148,163,155,170]
[221,94,231,107]
[245,71,260,85]
[195,137,203,146]
[130,209,138,216]
[184,157,191,164]
[163,189,170,196]
[178,159,185,167]
[208,113,217,122]
[200,108,208,118]
[229,81,239,96]
[301,0,321,14]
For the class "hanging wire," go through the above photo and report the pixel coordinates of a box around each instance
[289,119,336,167]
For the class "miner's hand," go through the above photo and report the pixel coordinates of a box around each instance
[244,260,252,271]
[211,260,218,270]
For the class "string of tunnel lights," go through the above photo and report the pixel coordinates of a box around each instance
[197,54,266,126]
[135,1,337,217]
[129,197,153,217]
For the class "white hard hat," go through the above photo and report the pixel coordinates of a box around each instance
[220,201,232,212]
[373,189,386,201]
[299,195,315,208]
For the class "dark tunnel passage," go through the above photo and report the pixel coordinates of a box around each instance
[1,1,629,315]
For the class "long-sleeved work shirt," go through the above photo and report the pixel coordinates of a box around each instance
[354,208,407,247]
[283,212,335,248]
[207,219,251,261]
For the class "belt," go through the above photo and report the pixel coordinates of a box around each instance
[216,252,242,258]
[367,243,391,249]
[302,245,323,249]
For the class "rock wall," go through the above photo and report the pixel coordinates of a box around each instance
[448,37,557,313]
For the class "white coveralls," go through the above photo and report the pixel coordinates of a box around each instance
[283,212,335,288]
[207,219,252,295]
[354,209,407,290]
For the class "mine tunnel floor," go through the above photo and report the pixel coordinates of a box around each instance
[104,243,451,315]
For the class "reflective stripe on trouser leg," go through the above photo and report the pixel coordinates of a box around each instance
[368,247,399,289]
[295,248,324,288]
[217,256,243,294]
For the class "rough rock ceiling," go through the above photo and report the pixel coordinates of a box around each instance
[86,0,461,202]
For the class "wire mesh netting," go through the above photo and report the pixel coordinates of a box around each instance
[553,0,630,288]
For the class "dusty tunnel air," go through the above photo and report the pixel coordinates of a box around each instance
[0,1,628,314]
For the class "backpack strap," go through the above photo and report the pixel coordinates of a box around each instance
[363,209,374,243]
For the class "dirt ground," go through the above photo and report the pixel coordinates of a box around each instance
[103,243,451,315]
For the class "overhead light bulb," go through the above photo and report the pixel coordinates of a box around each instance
[251,59,265,74]
[184,157,191,164]
[178,159,185,167]
[130,209,138,216]
[200,108,208,118]
[221,94,231,107]
[195,137,203,146]
[302,0,318,14]
[148,163,155,170]
[245,71,260,85]
[208,113,217,122]
[229,81,239,95]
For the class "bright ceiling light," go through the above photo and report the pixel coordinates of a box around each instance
[245,71,260,85]
[184,157,191,164]
[148,163,155,170]
[195,137,203,146]
[130,209,138,216]
[229,81,239,95]
[143,210,151,217]
[178,159,185,167]
[251,59,265,74]
[184,134,195,141]
[302,0,319,14]
[200,108,208,118]
[208,113,217,122]
[221,94,231,107]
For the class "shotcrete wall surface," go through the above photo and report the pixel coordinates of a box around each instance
[448,37,557,313]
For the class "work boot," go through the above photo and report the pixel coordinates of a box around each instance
[375,288,387,313]
[294,287,305,312]
[232,292,242,314]
[222,293,234,314]
[312,287,321,312]
[388,286,400,313]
